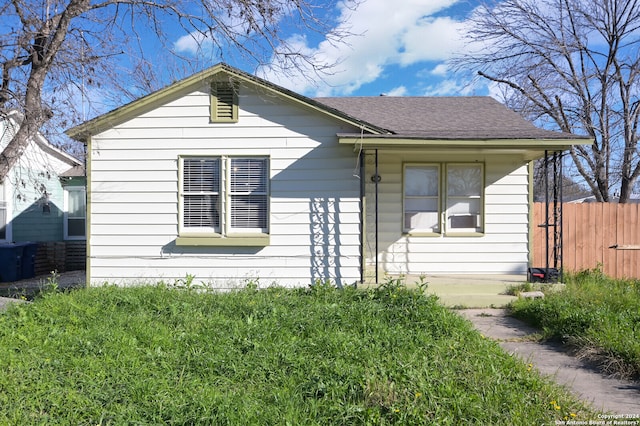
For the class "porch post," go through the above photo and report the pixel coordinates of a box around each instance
[542,150,564,283]
[553,151,564,281]
[544,150,550,273]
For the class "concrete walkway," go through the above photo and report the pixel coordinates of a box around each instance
[459,308,640,416]
[418,275,640,415]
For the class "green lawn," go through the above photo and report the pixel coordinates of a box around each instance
[0,281,592,424]
[510,269,640,380]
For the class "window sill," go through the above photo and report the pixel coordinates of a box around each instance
[176,234,270,246]
[404,231,441,237]
[443,232,484,237]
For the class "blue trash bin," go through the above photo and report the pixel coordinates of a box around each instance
[0,244,22,282]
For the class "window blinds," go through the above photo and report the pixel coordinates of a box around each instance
[230,158,267,229]
[183,158,220,228]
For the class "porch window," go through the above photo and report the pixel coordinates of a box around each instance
[403,163,483,235]
[179,156,269,244]
[446,164,483,233]
[404,165,440,233]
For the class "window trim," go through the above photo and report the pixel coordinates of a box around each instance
[210,80,239,123]
[178,155,270,246]
[63,186,86,240]
[402,162,484,237]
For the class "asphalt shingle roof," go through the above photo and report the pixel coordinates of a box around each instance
[314,96,584,140]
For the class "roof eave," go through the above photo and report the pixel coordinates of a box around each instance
[338,135,593,161]
[338,135,592,148]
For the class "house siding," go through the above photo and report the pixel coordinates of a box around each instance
[88,83,363,287]
[364,152,530,277]
[3,136,78,243]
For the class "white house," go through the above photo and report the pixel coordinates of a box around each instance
[67,63,591,287]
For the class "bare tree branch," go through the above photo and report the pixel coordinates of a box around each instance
[0,0,359,181]
[453,0,640,202]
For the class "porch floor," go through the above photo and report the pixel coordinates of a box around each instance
[362,274,526,308]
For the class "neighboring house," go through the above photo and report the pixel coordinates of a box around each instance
[67,63,591,287]
[0,111,86,278]
[566,194,640,203]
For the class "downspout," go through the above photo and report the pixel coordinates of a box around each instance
[84,137,91,287]
[359,149,365,284]
[375,149,379,284]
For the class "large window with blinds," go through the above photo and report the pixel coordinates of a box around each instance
[180,156,269,236]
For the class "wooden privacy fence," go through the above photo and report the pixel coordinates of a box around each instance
[533,202,640,279]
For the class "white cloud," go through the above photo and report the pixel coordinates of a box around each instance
[385,86,408,96]
[174,32,208,55]
[398,16,467,65]
[258,0,471,96]
[421,78,472,96]
[430,63,449,76]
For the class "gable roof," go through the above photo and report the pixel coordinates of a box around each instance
[1,110,83,169]
[66,63,387,141]
[314,96,586,140]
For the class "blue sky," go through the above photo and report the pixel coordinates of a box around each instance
[171,0,485,98]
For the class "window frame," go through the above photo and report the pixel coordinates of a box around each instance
[63,186,87,240]
[402,162,484,237]
[178,155,270,246]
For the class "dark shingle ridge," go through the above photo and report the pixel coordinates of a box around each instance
[314,96,585,140]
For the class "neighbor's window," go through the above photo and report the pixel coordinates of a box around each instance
[403,163,483,234]
[210,81,239,122]
[64,187,86,239]
[180,156,269,236]
[0,182,6,240]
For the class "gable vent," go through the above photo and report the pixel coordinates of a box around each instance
[211,81,238,122]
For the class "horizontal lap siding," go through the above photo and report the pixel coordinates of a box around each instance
[366,153,530,275]
[89,85,361,287]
